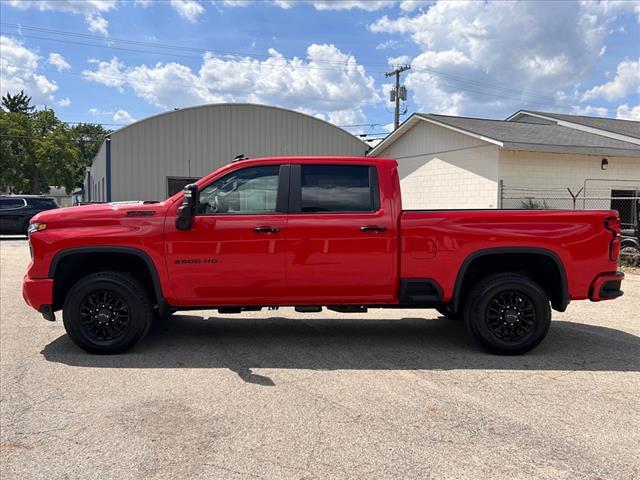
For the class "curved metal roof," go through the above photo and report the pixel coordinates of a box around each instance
[110,102,366,147]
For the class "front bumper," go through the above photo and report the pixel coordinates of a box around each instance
[589,271,624,301]
[22,275,54,315]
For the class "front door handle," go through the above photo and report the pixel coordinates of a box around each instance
[360,225,387,233]
[253,226,280,234]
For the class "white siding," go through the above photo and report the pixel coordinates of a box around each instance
[104,104,368,201]
[371,121,500,209]
[499,150,640,208]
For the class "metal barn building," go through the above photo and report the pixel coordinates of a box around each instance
[86,103,368,202]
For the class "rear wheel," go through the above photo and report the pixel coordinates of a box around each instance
[63,271,152,354]
[464,273,551,355]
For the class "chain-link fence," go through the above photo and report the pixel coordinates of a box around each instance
[499,180,640,262]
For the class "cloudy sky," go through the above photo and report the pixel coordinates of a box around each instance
[1,0,638,136]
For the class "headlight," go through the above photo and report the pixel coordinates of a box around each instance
[27,223,47,235]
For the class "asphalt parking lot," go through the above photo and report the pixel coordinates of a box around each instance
[1,237,639,480]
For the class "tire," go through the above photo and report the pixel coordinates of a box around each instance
[436,305,463,321]
[621,243,639,255]
[464,273,551,355]
[63,271,153,354]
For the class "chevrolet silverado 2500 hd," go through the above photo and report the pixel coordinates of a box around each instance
[23,157,624,355]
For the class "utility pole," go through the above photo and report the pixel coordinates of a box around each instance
[385,64,410,130]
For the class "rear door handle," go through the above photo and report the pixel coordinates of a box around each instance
[360,225,387,233]
[253,226,280,234]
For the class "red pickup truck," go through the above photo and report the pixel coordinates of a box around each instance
[23,157,624,355]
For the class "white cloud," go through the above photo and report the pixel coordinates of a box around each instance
[170,0,205,22]
[82,45,379,126]
[48,53,71,72]
[88,107,115,116]
[570,105,608,117]
[225,0,394,11]
[387,55,411,67]
[57,97,71,107]
[376,39,400,50]
[113,109,136,123]
[399,0,427,12]
[369,1,639,117]
[220,0,252,6]
[7,0,115,14]
[616,104,640,121]
[0,36,58,103]
[582,58,640,102]
[86,13,109,36]
[303,1,395,11]
[82,57,127,91]
[6,1,115,35]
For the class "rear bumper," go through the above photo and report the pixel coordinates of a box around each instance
[22,275,54,312]
[589,271,624,301]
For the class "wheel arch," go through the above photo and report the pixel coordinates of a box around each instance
[49,246,168,314]
[452,247,569,313]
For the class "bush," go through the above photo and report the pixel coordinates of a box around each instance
[620,252,640,268]
[520,198,549,209]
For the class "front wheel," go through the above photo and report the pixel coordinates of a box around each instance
[63,271,153,354]
[464,273,551,355]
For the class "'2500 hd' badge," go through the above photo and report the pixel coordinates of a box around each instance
[174,258,218,264]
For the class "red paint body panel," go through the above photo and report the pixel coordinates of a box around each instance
[164,213,287,305]
[400,209,619,302]
[22,156,623,312]
[22,276,53,310]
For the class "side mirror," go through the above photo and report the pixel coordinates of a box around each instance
[175,183,197,230]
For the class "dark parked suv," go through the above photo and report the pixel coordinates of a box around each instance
[0,196,59,236]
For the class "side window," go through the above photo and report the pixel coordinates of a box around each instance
[0,198,26,210]
[198,165,280,214]
[300,165,376,213]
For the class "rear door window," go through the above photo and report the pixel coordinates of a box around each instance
[299,165,377,213]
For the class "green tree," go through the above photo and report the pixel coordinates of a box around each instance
[2,90,35,114]
[0,108,35,193]
[0,94,110,194]
[69,123,110,188]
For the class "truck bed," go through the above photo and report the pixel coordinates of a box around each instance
[400,209,619,304]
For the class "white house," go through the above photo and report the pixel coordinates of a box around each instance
[368,110,640,227]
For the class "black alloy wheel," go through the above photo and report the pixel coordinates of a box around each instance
[485,290,536,342]
[79,290,131,342]
[464,273,551,355]
[63,271,152,354]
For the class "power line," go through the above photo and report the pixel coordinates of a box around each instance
[1,22,566,106]
[1,22,391,67]
[0,133,107,140]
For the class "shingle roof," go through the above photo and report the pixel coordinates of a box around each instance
[519,111,640,139]
[417,113,640,157]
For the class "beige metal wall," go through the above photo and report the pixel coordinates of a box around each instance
[86,141,107,202]
[96,104,368,201]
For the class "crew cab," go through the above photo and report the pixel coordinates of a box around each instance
[23,157,624,355]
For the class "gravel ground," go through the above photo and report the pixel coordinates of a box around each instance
[1,237,639,480]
